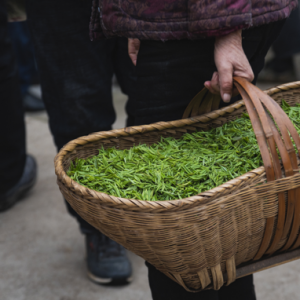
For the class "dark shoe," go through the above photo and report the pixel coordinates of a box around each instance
[23,92,45,112]
[86,232,132,285]
[0,155,37,212]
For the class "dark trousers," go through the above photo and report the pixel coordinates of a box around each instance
[26,0,284,297]
[147,262,256,300]
[8,21,38,96]
[272,3,300,60]
[0,0,26,195]
[266,3,300,72]
[26,0,136,234]
[134,21,283,300]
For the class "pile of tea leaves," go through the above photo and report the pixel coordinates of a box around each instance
[68,101,300,201]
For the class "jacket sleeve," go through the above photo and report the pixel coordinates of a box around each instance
[187,0,253,37]
[90,0,296,41]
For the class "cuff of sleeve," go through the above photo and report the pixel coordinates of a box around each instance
[204,24,250,38]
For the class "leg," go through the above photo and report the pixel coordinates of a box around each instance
[27,0,133,284]
[129,21,285,299]
[0,0,37,211]
[8,21,45,112]
[218,275,256,300]
[26,0,117,233]
[270,4,300,74]
[254,11,298,81]
[147,262,219,300]
[0,0,26,194]
[7,21,36,96]
[26,0,117,152]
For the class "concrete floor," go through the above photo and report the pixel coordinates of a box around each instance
[1,83,300,300]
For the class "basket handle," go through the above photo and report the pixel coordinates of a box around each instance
[182,88,221,118]
[183,78,300,258]
[233,77,300,257]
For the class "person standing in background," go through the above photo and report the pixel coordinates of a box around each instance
[259,3,300,82]
[0,0,37,212]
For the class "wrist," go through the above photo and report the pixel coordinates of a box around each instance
[215,29,242,47]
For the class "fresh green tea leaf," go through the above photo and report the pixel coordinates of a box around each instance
[68,102,300,201]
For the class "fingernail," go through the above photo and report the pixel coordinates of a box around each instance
[223,93,231,102]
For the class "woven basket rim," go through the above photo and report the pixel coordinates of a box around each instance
[54,81,300,211]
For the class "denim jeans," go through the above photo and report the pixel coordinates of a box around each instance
[0,0,26,195]
[27,0,284,297]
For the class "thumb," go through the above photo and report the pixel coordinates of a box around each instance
[128,38,140,66]
[218,65,233,103]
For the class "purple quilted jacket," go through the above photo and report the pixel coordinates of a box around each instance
[90,0,297,41]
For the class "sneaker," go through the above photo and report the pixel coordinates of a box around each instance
[0,155,37,212]
[86,232,133,285]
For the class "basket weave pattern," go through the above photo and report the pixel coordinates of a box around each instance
[55,82,300,291]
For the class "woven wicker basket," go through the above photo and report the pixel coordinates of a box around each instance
[55,80,300,292]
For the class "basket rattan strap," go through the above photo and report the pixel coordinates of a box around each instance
[181,81,300,288]
[259,93,300,253]
[261,93,300,252]
[184,79,300,260]
[233,77,300,258]
[234,79,280,259]
[182,88,221,118]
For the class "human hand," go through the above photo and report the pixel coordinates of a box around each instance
[204,30,254,103]
[128,38,141,66]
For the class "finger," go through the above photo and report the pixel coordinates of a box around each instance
[218,64,233,102]
[205,81,220,95]
[204,81,216,95]
[128,38,140,66]
[205,72,219,95]
[210,72,220,94]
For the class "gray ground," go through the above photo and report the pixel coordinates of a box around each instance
[1,83,300,300]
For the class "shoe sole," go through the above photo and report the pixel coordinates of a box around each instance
[87,270,133,285]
